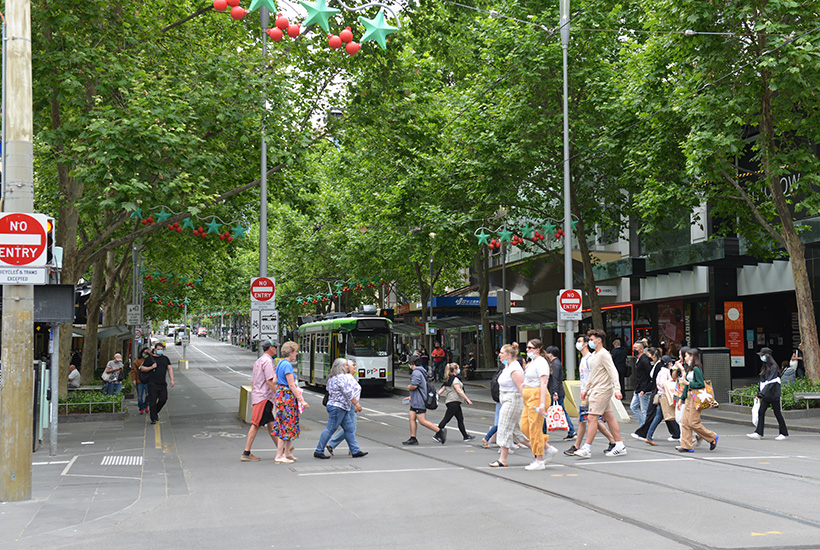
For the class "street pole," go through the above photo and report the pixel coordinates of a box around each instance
[560,0,576,380]
[182,303,188,366]
[258,8,269,358]
[49,323,59,456]
[429,232,436,351]
[0,0,35,501]
[131,243,140,369]
[501,241,507,344]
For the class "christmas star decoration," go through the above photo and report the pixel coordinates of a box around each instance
[299,0,340,33]
[130,208,143,219]
[156,209,172,223]
[498,228,514,244]
[476,230,491,245]
[206,219,221,235]
[570,219,578,232]
[195,277,204,286]
[248,0,277,13]
[182,218,196,231]
[521,225,535,239]
[542,221,556,235]
[231,225,248,239]
[358,10,397,50]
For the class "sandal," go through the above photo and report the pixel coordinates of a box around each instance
[285,455,299,462]
[488,460,507,468]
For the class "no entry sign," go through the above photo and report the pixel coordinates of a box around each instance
[557,288,582,321]
[0,212,49,267]
[250,277,276,303]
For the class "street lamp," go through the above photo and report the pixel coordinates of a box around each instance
[560,0,576,379]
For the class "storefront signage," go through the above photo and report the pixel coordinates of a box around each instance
[724,301,745,367]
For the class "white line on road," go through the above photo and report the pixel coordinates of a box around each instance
[191,346,220,362]
[298,467,463,477]
[60,455,78,476]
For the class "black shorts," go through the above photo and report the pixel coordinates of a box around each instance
[410,407,427,415]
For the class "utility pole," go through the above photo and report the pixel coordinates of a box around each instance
[0,0,35,501]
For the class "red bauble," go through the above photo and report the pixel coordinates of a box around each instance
[230,6,246,19]
[346,41,360,55]
[148,297,152,302]
[219,233,225,240]
[275,14,289,30]
[141,219,148,225]
[147,216,154,224]
[227,235,233,242]
[158,301,163,305]
[340,27,353,43]
[226,0,240,6]
[328,34,342,49]
[213,0,228,11]
[176,227,182,233]
[198,226,205,233]
[287,23,300,38]
[201,232,207,238]
[269,27,283,41]
[168,225,174,231]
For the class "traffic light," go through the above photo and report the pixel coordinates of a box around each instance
[46,217,55,265]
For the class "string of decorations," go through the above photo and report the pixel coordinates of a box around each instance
[141,268,205,287]
[294,277,389,305]
[147,295,191,308]
[212,0,400,55]
[474,220,578,249]
[129,206,249,242]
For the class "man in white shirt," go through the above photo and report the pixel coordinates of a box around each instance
[68,364,81,389]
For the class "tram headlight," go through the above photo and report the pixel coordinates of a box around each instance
[379,369,386,378]
[358,369,365,378]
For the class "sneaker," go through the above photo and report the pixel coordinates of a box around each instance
[524,459,547,471]
[709,434,719,451]
[326,445,334,456]
[775,434,788,441]
[463,435,476,442]
[630,432,646,442]
[402,437,419,445]
[603,442,616,454]
[573,447,592,459]
[676,446,694,453]
[667,437,679,442]
[433,433,445,444]
[695,434,704,447]
[564,445,578,457]
[437,429,447,443]
[563,432,577,440]
[605,445,627,457]
[746,432,762,440]
[240,453,260,462]
[544,446,559,463]
[139,408,144,415]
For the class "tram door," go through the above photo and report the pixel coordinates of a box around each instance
[309,334,316,385]
[331,331,341,364]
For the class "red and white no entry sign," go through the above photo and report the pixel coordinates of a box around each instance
[557,288,582,321]
[0,212,49,267]
[251,277,276,302]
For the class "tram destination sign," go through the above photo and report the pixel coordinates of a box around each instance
[0,212,49,267]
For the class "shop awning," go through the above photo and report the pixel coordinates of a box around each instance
[489,309,558,326]
[72,325,132,340]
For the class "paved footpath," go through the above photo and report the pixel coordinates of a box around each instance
[3,340,820,550]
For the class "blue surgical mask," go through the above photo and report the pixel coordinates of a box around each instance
[527,352,536,360]
[502,359,509,365]
[760,355,766,362]
[455,369,460,376]
[588,340,597,350]
[156,349,164,356]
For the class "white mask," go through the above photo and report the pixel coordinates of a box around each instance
[527,351,536,359]
[575,341,584,351]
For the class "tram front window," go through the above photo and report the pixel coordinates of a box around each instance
[348,332,389,357]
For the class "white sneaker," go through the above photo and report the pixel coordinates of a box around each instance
[630,432,646,442]
[775,434,788,441]
[573,447,592,459]
[746,433,762,440]
[524,459,546,471]
[667,437,679,442]
[605,445,628,457]
[544,446,559,463]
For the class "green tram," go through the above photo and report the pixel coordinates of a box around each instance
[296,312,394,391]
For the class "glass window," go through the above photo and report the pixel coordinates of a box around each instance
[347,331,390,357]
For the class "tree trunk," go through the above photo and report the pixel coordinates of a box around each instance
[570,178,604,329]
[80,257,107,384]
[477,246,494,370]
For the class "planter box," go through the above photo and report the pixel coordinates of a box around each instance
[58,412,127,423]
[721,402,820,419]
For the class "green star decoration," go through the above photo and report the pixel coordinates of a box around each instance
[130,208,143,219]
[498,228,514,244]
[206,219,221,235]
[156,209,172,223]
[299,0,340,33]
[248,0,277,13]
[542,221,556,235]
[475,230,491,245]
[231,225,248,239]
[570,219,578,232]
[182,218,196,231]
[521,225,535,239]
[358,10,398,50]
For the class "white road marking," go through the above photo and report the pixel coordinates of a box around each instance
[61,455,78,476]
[298,467,463,477]
[191,346,220,362]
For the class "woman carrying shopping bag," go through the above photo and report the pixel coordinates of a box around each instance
[747,347,789,441]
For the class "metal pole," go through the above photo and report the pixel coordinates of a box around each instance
[501,241,507,344]
[259,8,269,282]
[1,18,6,199]
[0,0,34,501]
[560,0,575,379]
[183,303,188,364]
[131,243,139,368]
[49,324,59,456]
[429,251,434,351]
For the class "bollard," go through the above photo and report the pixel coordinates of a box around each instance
[178,359,188,370]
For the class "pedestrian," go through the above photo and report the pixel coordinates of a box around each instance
[241,339,281,462]
[326,360,363,456]
[545,345,575,440]
[431,342,447,382]
[520,339,557,470]
[574,329,627,458]
[791,342,805,378]
[631,347,666,444]
[103,353,125,395]
[463,351,477,381]
[402,358,446,445]
[68,363,81,389]
[418,346,429,369]
[565,335,615,456]
[610,339,628,400]
[747,347,789,441]
[644,354,681,444]
[131,347,150,415]
[630,342,652,425]
[489,342,526,467]
[436,363,474,441]
[315,358,367,459]
[140,343,175,425]
[272,341,309,463]
[677,348,718,453]
[481,359,505,448]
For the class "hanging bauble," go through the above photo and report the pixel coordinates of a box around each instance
[287,23,300,38]
[346,41,360,55]
[176,227,182,233]
[340,26,353,43]
[227,0,240,6]
[269,27,284,41]
[230,6,247,19]
[328,34,342,49]
[276,13,289,30]
[214,0,228,11]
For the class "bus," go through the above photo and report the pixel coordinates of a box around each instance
[296,311,394,392]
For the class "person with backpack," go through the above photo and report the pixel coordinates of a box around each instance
[747,347,789,441]
[402,358,446,445]
[436,363,474,441]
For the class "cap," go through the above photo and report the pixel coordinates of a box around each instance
[759,347,773,356]
[261,339,280,351]
[661,355,674,364]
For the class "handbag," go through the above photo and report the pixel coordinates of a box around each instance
[546,404,569,431]
[693,380,719,411]
[101,371,112,382]
[652,393,660,405]
[751,396,760,427]
[322,393,329,406]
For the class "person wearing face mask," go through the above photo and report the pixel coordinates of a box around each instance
[436,363,475,441]
[140,342,175,425]
[566,335,615,456]
[676,348,718,452]
[490,343,526,467]
[131,347,151,415]
[545,345,576,440]
[747,347,788,440]
[518,339,556,470]
[630,342,653,426]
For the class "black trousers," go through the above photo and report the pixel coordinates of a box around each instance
[148,383,168,422]
[634,401,658,438]
[438,402,468,438]
[755,397,788,436]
